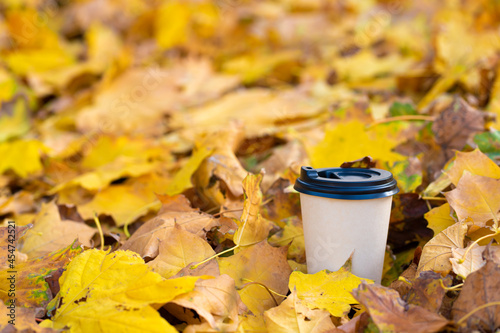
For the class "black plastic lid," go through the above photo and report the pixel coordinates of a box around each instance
[294,166,399,200]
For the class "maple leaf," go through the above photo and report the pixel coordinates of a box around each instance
[166,274,245,331]
[147,224,216,278]
[424,203,456,236]
[0,241,83,308]
[263,289,337,333]
[452,260,500,331]
[18,201,95,258]
[288,268,371,317]
[353,282,449,333]
[121,194,219,259]
[42,249,202,332]
[417,222,467,275]
[446,148,500,186]
[445,173,500,228]
[218,241,292,315]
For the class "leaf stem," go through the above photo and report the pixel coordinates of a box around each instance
[190,245,239,269]
[459,230,500,264]
[439,280,463,291]
[368,115,435,128]
[456,301,500,326]
[241,278,288,298]
[421,196,447,201]
[93,213,105,251]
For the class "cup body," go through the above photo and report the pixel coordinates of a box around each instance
[294,166,398,284]
[299,193,392,283]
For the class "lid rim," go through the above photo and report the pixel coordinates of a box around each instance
[294,166,399,200]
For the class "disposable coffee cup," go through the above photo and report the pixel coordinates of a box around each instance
[294,166,399,283]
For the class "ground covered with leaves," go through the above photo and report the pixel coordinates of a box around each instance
[0,0,500,332]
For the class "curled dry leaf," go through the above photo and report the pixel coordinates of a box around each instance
[233,172,273,247]
[444,173,500,228]
[121,194,219,259]
[417,222,467,275]
[263,289,337,333]
[166,274,245,331]
[192,122,248,206]
[353,282,449,333]
[406,271,452,313]
[452,260,500,331]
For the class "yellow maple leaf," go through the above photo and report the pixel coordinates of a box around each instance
[310,120,405,168]
[445,172,500,228]
[147,225,216,278]
[18,201,95,258]
[425,203,456,236]
[41,249,202,333]
[446,149,500,186]
[263,289,336,333]
[289,268,372,317]
[218,241,291,315]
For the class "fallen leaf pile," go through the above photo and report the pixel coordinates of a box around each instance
[1,0,500,332]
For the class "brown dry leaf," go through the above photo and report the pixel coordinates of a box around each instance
[166,274,245,331]
[446,149,500,186]
[218,241,292,315]
[261,178,301,229]
[263,289,336,333]
[406,271,452,313]
[257,140,308,191]
[0,224,30,270]
[445,173,500,227]
[18,201,95,258]
[0,303,56,332]
[390,262,418,298]
[147,224,216,278]
[0,190,35,215]
[192,122,248,206]
[417,223,467,275]
[233,173,273,248]
[121,195,219,259]
[450,243,486,279]
[431,97,485,158]
[340,156,377,169]
[0,241,83,308]
[452,260,500,331]
[353,282,449,333]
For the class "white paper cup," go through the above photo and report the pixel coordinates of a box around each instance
[294,167,399,283]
